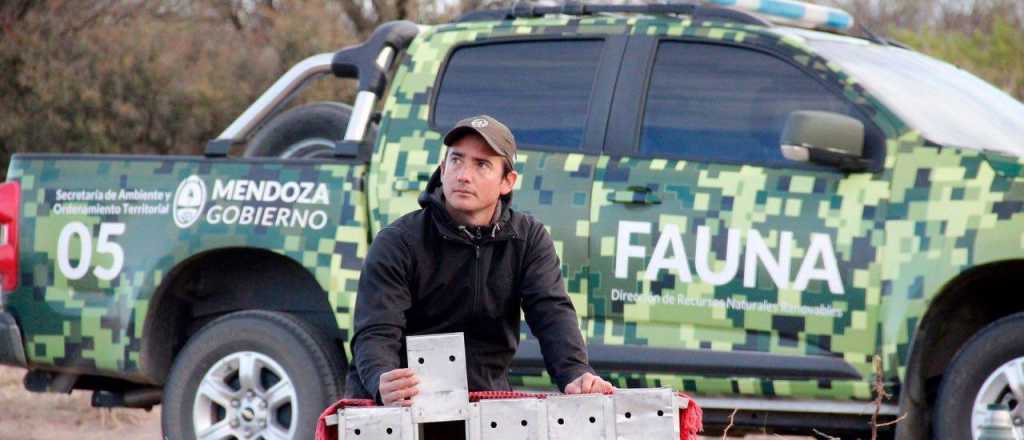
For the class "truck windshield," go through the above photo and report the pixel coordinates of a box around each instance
[809,39,1024,157]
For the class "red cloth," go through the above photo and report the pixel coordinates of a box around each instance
[316,391,703,440]
[676,392,704,440]
[315,399,374,440]
[468,390,546,401]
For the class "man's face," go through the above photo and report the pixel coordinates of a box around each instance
[440,133,517,225]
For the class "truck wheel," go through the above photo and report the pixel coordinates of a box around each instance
[162,310,344,440]
[243,102,374,159]
[934,312,1024,439]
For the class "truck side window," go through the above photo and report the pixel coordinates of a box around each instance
[434,40,604,151]
[640,42,863,165]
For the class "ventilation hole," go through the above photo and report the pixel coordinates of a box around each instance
[418,357,424,364]
[589,416,596,423]
[386,427,393,435]
[557,418,565,425]
[354,428,361,436]
[625,412,632,419]
[521,420,528,427]
[490,421,498,429]
[449,355,456,362]
[657,410,664,417]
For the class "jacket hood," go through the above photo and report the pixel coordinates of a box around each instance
[417,166,515,239]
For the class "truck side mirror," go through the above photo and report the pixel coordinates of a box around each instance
[780,111,870,172]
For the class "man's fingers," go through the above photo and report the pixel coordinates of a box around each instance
[566,373,615,395]
[593,378,615,393]
[384,387,419,405]
[379,369,421,405]
[580,373,597,393]
[381,368,415,381]
[564,379,581,395]
[380,375,419,393]
[400,386,419,399]
[389,387,419,400]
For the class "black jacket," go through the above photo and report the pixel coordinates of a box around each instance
[345,168,594,400]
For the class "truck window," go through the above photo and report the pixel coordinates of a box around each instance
[640,42,863,165]
[433,40,604,151]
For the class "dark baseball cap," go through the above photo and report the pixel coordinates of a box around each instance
[442,115,517,168]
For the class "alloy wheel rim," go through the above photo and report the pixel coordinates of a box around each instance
[972,357,1024,439]
[193,351,297,440]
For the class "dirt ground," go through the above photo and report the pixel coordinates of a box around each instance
[0,366,812,440]
[0,366,160,440]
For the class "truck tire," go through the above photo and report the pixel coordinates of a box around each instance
[162,310,345,440]
[243,101,373,159]
[934,312,1024,439]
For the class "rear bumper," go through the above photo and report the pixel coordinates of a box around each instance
[0,311,27,367]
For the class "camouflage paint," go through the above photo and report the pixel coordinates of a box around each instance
[5,156,368,378]
[880,138,1024,382]
[2,13,1021,407]
[367,16,628,376]
[585,17,897,400]
[369,14,1023,402]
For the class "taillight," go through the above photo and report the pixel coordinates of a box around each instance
[0,181,20,291]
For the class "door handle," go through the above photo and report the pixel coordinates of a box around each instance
[393,176,429,193]
[607,187,662,205]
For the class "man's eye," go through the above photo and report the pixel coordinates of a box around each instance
[478,161,491,169]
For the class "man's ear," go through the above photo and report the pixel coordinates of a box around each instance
[439,149,449,178]
[500,170,518,196]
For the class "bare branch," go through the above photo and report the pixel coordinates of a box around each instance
[0,0,38,27]
[812,428,840,440]
[338,0,373,35]
[721,408,737,439]
[397,0,419,21]
[56,0,123,37]
[869,354,902,439]
[371,0,395,23]
[871,354,884,440]
[875,413,908,428]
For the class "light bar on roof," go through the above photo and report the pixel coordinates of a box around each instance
[704,0,855,32]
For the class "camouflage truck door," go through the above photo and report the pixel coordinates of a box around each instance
[370,20,629,388]
[587,31,889,399]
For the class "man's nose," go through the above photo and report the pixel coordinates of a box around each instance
[456,168,472,182]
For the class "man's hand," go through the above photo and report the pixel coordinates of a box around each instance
[379,368,420,406]
[564,372,615,394]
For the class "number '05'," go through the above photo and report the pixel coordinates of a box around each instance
[56,222,126,281]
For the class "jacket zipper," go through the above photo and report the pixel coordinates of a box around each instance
[472,243,481,321]
[445,232,484,325]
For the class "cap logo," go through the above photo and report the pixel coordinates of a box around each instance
[470,118,489,128]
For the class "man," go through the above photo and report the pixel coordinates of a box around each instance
[346,115,613,405]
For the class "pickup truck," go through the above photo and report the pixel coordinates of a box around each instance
[1,2,1022,439]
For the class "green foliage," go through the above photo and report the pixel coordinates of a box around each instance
[0,0,358,178]
[891,18,1024,102]
[819,0,1023,99]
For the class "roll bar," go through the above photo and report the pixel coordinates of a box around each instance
[205,21,420,157]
